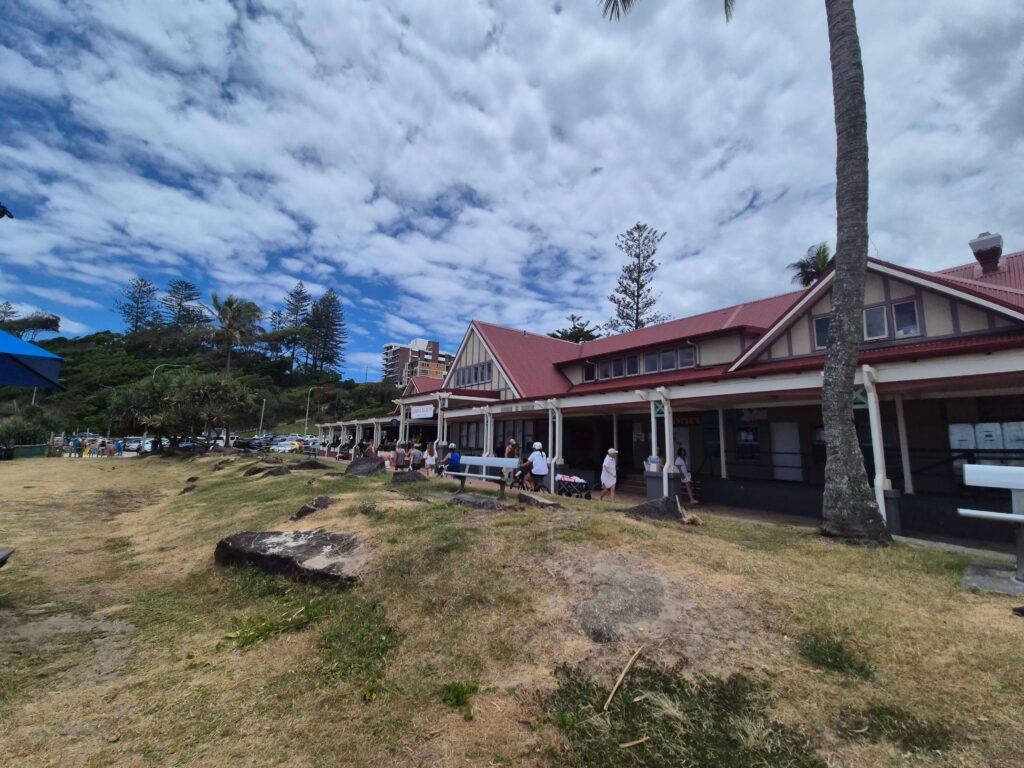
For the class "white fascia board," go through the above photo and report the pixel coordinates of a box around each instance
[870,263,1024,324]
[869,347,1024,385]
[728,274,834,373]
[441,323,522,399]
[439,325,475,390]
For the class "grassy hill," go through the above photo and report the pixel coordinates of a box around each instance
[1,457,1020,766]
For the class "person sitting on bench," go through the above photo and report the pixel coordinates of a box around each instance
[523,441,548,491]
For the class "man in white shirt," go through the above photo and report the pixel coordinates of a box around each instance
[600,448,618,501]
[524,441,548,491]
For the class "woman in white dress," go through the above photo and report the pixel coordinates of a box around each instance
[600,448,618,501]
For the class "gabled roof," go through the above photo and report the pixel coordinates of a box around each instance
[471,321,577,398]
[403,376,444,396]
[876,256,1024,314]
[938,249,1024,287]
[729,258,1024,372]
[552,291,803,364]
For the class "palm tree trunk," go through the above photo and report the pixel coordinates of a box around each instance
[819,0,890,545]
[225,345,232,376]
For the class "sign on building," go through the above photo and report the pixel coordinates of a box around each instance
[409,404,435,420]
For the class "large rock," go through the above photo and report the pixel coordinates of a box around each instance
[262,466,292,478]
[213,459,236,472]
[345,457,385,477]
[392,470,428,485]
[293,459,330,471]
[451,492,502,510]
[619,496,683,522]
[214,529,372,582]
[518,492,562,510]
[290,495,337,521]
[243,465,267,477]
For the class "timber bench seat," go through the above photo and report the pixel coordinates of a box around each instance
[0,548,13,569]
[446,456,520,500]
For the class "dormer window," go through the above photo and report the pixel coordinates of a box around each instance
[678,346,696,368]
[583,362,596,382]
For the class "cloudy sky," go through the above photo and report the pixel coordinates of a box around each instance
[2,0,1022,377]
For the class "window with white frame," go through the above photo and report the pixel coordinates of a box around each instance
[678,346,696,368]
[863,305,888,341]
[660,349,676,371]
[644,352,659,374]
[583,362,596,382]
[599,360,612,379]
[892,300,920,338]
[612,358,624,378]
[625,356,639,375]
[813,316,831,349]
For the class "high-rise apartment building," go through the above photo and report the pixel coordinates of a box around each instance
[381,338,454,387]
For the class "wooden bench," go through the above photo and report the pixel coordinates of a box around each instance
[446,456,521,500]
[958,464,1024,583]
[0,548,13,570]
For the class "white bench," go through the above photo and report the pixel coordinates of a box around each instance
[446,456,520,500]
[958,464,1024,583]
[0,548,13,569]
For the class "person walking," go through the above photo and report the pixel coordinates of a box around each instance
[503,438,519,483]
[600,448,618,501]
[393,443,407,472]
[424,441,437,473]
[675,448,697,505]
[410,443,424,471]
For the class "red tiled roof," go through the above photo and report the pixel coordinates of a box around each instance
[552,290,804,364]
[406,376,444,395]
[877,256,1024,314]
[472,321,576,398]
[937,250,1024,287]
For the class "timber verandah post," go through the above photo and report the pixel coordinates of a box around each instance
[861,364,891,520]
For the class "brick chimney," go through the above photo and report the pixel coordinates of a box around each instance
[969,232,1003,274]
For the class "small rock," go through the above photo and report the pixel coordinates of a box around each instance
[179,485,197,495]
[262,466,291,478]
[518,492,562,509]
[243,466,266,477]
[186,476,199,483]
[392,470,428,484]
[345,457,385,477]
[214,529,373,582]
[289,495,337,521]
[213,459,235,471]
[451,493,502,510]
[293,459,330,471]
[618,496,683,522]
[106,733,121,744]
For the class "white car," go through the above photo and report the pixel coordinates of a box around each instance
[271,440,298,454]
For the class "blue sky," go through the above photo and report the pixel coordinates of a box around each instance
[1,0,1022,379]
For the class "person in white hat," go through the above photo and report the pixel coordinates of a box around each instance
[524,441,548,491]
[600,447,618,501]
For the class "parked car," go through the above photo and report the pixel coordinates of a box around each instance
[271,440,298,454]
[122,436,146,452]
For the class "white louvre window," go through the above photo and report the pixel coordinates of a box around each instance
[893,301,920,338]
[863,305,887,341]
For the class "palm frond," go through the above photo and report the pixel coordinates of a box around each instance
[602,0,638,21]
[724,0,736,23]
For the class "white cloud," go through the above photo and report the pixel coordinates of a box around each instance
[0,0,1021,362]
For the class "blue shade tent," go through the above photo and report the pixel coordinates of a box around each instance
[0,329,63,389]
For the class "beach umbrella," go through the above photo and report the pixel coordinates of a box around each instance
[0,329,63,389]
